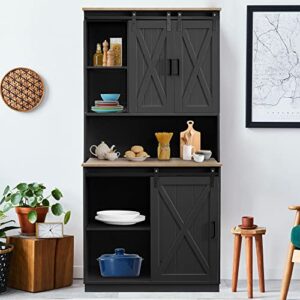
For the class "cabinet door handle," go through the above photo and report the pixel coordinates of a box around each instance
[171,59,180,76]
[210,221,216,239]
[168,59,172,76]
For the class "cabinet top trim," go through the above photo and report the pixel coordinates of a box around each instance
[82,158,222,168]
[82,7,221,12]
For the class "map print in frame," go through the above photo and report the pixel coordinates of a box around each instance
[246,6,300,127]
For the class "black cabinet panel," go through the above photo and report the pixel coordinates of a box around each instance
[129,18,219,114]
[128,20,173,113]
[151,176,219,282]
[175,20,219,113]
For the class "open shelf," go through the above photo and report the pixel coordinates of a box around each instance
[83,157,221,168]
[86,66,127,70]
[87,223,150,231]
[86,269,151,284]
[86,231,151,280]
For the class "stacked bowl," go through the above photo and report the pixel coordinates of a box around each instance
[91,94,124,113]
[95,210,145,225]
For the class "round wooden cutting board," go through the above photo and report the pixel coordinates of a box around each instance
[0,67,44,112]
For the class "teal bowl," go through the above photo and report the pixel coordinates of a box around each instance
[101,94,120,102]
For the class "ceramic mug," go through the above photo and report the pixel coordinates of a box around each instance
[242,216,254,228]
[192,153,205,163]
[105,151,120,161]
[182,145,193,161]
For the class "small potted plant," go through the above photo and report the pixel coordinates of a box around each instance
[1,183,71,235]
[0,211,19,293]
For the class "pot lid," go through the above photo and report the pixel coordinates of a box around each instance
[98,248,142,260]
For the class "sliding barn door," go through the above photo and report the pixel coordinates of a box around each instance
[151,176,219,282]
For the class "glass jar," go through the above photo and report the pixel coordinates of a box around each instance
[157,143,171,160]
[110,38,122,66]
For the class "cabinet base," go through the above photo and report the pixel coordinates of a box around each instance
[85,284,219,292]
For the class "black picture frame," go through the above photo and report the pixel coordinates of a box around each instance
[246,5,300,128]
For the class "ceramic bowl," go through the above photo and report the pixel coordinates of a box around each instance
[97,210,140,221]
[100,94,120,102]
[197,150,212,160]
[126,156,149,162]
[192,153,205,163]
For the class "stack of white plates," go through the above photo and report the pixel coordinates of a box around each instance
[95,210,145,226]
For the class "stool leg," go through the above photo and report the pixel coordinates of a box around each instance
[232,234,242,292]
[280,243,295,300]
[245,236,253,298]
[255,235,265,293]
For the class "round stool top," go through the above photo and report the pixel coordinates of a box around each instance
[231,226,266,236]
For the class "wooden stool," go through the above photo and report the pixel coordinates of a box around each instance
[231,226,266,298]
[7,235,74,292]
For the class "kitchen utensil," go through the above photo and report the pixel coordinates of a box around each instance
[97,210,140,220]
[105,151,120,161]
[95,215,146,225]
[97,248,143,277]
[89,142,115,160]
[180,120,201,158]
[192,153,205,163]
[182,144,193,161]
[100,94,120,101]
[197,150,212,160]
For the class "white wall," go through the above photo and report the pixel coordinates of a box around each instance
[1,0,300,280]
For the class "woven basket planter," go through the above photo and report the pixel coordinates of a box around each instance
[0,245,14,293]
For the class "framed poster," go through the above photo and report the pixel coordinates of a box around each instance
[246,6,300,127]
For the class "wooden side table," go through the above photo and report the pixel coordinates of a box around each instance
[231,226,266,298]
[7,235,74,292]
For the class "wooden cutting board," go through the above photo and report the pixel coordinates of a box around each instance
[180,120,201,158]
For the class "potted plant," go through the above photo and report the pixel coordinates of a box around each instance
[0,211,19,293]
[1,183,71,235]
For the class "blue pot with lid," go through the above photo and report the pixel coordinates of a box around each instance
[97,248,143,277]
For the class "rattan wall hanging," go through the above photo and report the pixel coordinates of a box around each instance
[0,68,44,112]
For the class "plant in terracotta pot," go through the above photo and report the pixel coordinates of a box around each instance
[0,183,71,235]
[0,211,19,293]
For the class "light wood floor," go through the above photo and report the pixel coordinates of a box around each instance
[1,280,300,299]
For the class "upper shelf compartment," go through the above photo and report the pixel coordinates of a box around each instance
[85,21,127,67]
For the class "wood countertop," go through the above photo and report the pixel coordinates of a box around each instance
[82,8,221,12]
[82,157,222,168]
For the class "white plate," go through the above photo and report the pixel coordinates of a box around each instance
[125,156,149,162]
[95,215,146,225]
[96,210,140,221]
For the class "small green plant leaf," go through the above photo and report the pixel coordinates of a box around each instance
[0,211,6,220]
[0,220,15,226]
[27,211,37,224]
[0,197,5,205]
[34,189,43,197]
[64,211,71,224]
[3,185,10,196]
[5,194,11,202]
[16,183,28,191]
[51,203,63,216]
[25,189,33,197]
[0,232,6,238]
[11,193,22,205]
[3,203,12,212]
[42,199,50,207]
[28,197,37,207]
[51,188,63,200]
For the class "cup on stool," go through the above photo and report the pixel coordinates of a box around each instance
[241,216,254,229]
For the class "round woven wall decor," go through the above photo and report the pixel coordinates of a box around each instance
[0,68,44,112]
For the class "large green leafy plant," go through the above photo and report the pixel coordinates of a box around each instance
[1,183,71,225]
[0,211,19,247]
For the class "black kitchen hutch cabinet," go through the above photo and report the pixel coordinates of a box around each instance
[83,8,221,292]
